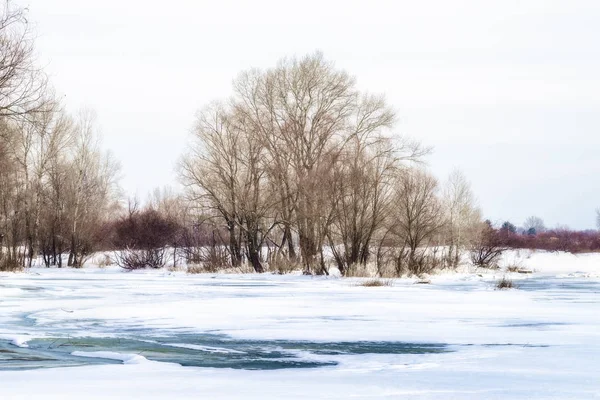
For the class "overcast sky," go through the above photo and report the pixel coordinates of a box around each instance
[22,0,600,229]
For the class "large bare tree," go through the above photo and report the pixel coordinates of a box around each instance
[0,1,48,118]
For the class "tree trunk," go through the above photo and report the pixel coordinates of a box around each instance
[227,220,241,267]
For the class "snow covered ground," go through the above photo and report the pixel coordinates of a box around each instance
[0,250,599,399]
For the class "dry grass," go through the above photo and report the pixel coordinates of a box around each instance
[186,264,205,274]
[496,277,516,290]
[266,257,302,275]
[167,263,186,272]
[186,262,255,274]
[506,265,533,274]
[415,278,431,284]
[0,258,23,272]
[97,254,113,269]
[356,278,393,287]
[345,263,377,278]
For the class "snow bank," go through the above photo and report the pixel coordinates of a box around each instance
[0,334,31,348]
[72,351,152,365]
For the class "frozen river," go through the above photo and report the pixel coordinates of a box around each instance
[0,260,599,399]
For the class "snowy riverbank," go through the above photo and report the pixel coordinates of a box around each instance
[0,250,599,399]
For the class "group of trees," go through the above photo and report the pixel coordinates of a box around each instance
[469,217,600,267]
[496,217,600,254]
[180,53,482,276]
[8,0,592,276]
[0,2,120,270]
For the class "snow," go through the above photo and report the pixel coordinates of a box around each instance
[0,334,31,348]
[71,351,154,365]
[0,250,599,399]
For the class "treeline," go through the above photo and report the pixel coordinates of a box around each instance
[494,221,600,254]
[0,3,120,270]
[3,0,593,276]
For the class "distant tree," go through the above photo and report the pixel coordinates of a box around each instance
[501,221,517,234]
[523,216,545,235]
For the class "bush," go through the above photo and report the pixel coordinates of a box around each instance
[185,244,231,274]
[266,255,301,275]
[112,209,181,251]
[506,265,520,273]
[345,263,375,278]
[0,257,23,272]
[506,229,600,253]
[186,264,204,274]
[111,208,181,270]
[198,245,231,273]
[470,222,506,268]
[496,277,516,290]
[480,223,600,254]
[178,224,228,264]
[374,246,446,278]
[97,254,113,268]
[357,279,393,287]
[114,248,166,270]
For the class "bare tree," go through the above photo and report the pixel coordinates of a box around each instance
[232,53,359,273]
[180,53,450,276]
[180,104,276,272]
[0,119,24,269]
[388,168,444,275]
[523,215,545,235]
[0,3,120,270]
[65,109,121,266]
[0,1,49,118]
[231,52,430,274]
[328,135,396,274]
[442,169,481,268]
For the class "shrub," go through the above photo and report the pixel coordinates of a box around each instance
[266,255,301,275]
[496,277,516,290]
[97,254,113,268]
[112,209,181,251]
[0,257,23,272]
[114,248,166,270]
[357,279,393,287]
[470,222,507,268]
[178,224,228,264]
[186,264,204,274]
[345,263,374,278]
[198,245,230,273]
[111,208,181,270]
[484,224,600,254]
[506,265,520,273]
[374,245,448,278]
[185,244,231,274]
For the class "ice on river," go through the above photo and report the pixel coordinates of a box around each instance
[0,250,599,399]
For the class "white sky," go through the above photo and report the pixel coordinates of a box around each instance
[22,0,600,229]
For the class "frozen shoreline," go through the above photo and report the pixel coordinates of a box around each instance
[1,250,599,399]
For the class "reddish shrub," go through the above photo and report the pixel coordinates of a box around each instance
[494,228,600,254]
